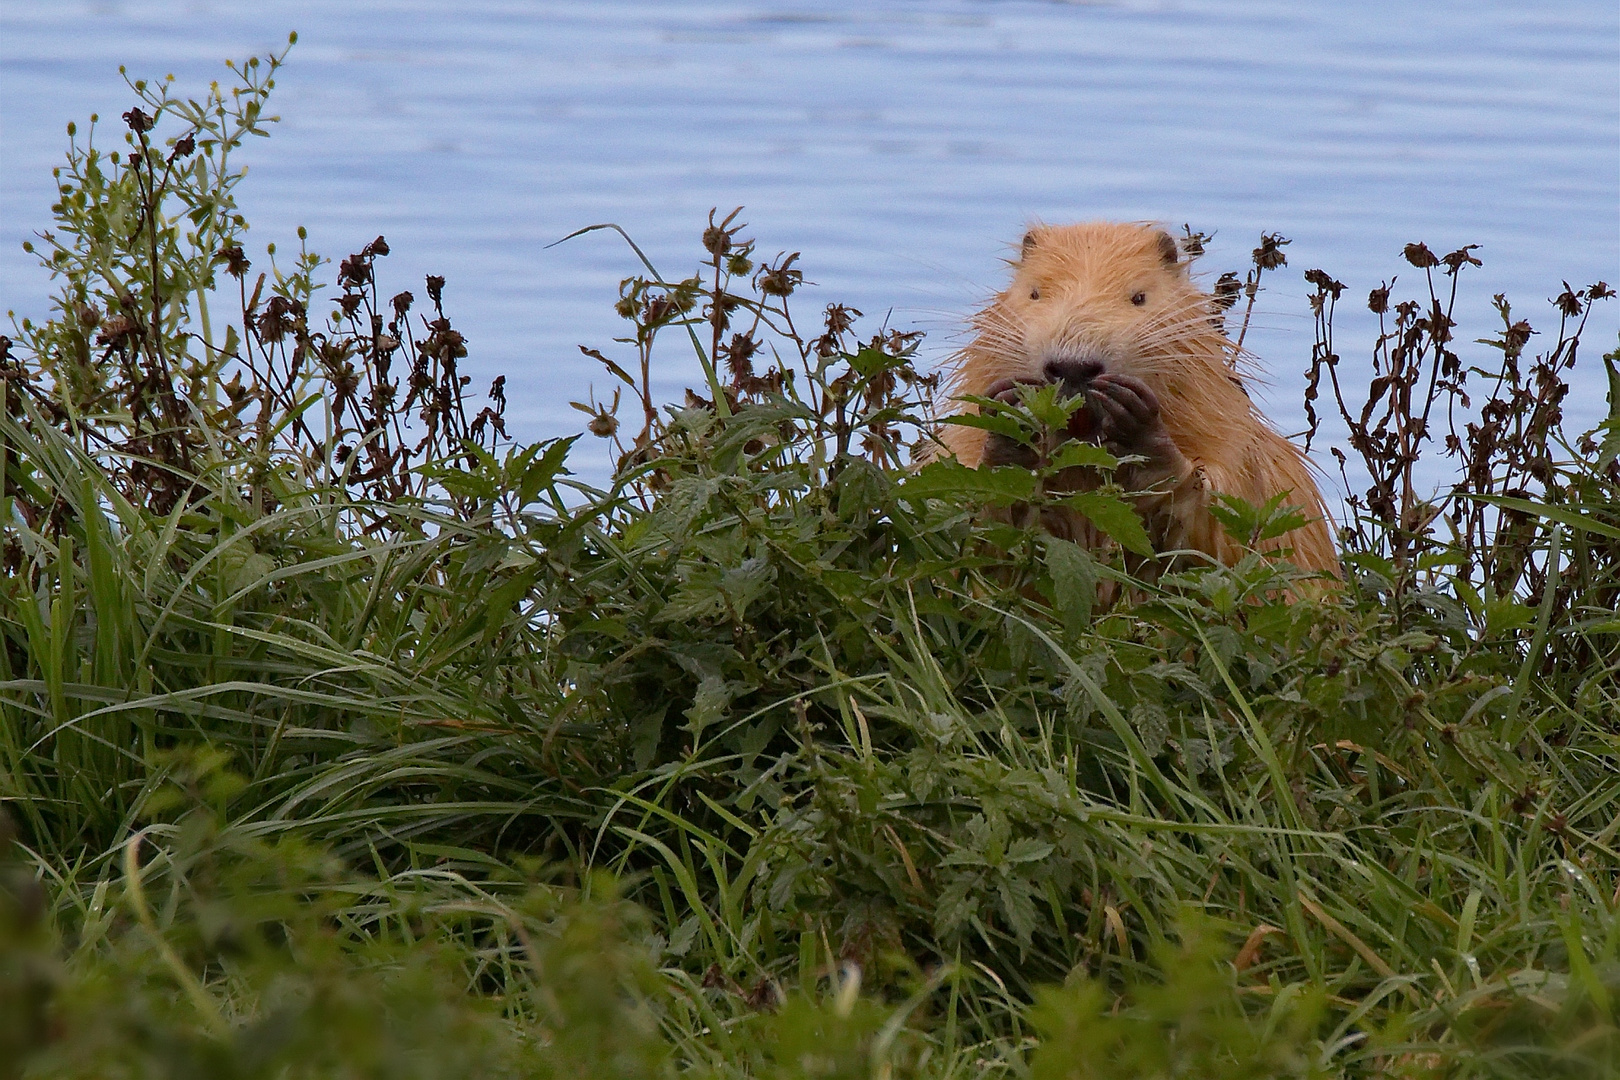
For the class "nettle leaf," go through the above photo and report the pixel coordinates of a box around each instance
[651,475,722,541]
[1004,838,1054,865]
[657,567,725,623]
[1061,491,1154,557]
[684,674,731,741]
[901,460,1038,504]
[1048,442,1117,471]
[1020,384,1086,431]
[834,456,890,519]
[1211,491,1309,547]
[1130,702,1170,757]
[938,411,1027,442]
[846,344,902,378]
[1596,346,1620,467]
[718,556,776,619]
[516,435,576,505]
[1044,537,1097,630]
[436,466,496,502]
[998,879,1039,947]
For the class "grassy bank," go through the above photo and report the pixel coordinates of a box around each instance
[2,42,1618,1078]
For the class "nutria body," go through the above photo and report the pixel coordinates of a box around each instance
[939,222,1340,579]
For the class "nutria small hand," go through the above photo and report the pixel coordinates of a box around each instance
[1087,373,1181,466]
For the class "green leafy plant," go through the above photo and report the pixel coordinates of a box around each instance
[4,42,1618,1080]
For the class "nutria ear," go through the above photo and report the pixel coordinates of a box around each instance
[1021,230,1039,258]
[1155,230,1180,266]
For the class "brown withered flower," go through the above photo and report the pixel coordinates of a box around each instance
[1553,283,1583,318]
[1402,242,1440,269]
[1251,232,1290,271]
[1441,245,1481,272]
[702,206,745,258]
[95,313,141,348]
[722,331,759,383]
[1179,225,1209,259]
[255,295,298,343]
[1303,268,1345,300]
[339,254,372,288]
[588,410,619,438]
[757,253,803,298]
[218,245,250,279]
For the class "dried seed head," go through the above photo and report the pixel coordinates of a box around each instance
[339,254,371,288]
[1251,232,1290,271]
[218,245,250,278]
[757,253,803,298]
[1441,245,1481,272]
[1178,225,1209,259]
[1554,283,1582,318]
[702,225,731,258]
[1402,242,1439,269]
[95,314,140,348]
[1303,268,1345,300]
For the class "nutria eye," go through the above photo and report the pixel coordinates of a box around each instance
[1029,288,1040,300]
[1131,292,1146,306]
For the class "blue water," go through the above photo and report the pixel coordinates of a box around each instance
[4,1,1617,492]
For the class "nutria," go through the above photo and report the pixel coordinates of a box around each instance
[938,221,1340,580]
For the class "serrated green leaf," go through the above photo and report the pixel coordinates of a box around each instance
[1598,348,1620,466]
[902,460,1039,504]
[517,435,576,505]
[846,345,899,378]
[1061,491,1154,557]
[939,411,1029,442]
[1044,537,1096,631]
[1048,442,1117,471]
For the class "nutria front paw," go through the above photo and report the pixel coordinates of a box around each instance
[980,377,1040,468]
[1086,373,1180,465]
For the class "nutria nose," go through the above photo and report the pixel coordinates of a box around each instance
[1042,356,1106,391]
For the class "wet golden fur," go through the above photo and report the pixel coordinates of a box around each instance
[939,221,1341,579]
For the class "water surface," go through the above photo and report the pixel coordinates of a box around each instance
[4,1,1616,491]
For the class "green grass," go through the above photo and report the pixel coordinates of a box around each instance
[2,41,1618,1079]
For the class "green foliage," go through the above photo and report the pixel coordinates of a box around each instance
[1028,914,1327,1079]
[4,45,1620,1080]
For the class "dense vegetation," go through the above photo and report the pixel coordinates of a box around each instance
[3,41,1617,1078]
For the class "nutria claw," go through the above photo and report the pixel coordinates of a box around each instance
[1086,373,1176,460]
[983,376,1039,407]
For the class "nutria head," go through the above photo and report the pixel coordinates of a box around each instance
[971,221,1232,397]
